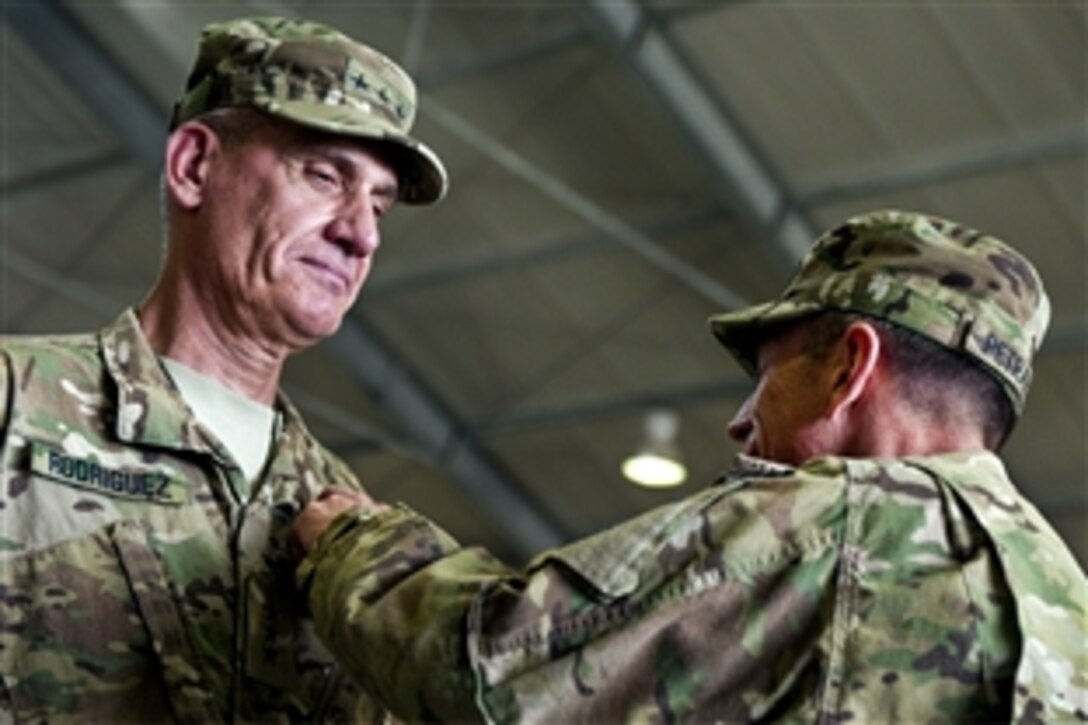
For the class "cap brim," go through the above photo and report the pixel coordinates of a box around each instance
[260,99,449,205]
[709,299,825,375]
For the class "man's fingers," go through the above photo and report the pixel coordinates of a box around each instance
[289,489,386,560]
[317,486,373,505]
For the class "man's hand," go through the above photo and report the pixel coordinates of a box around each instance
[288,487,387,561]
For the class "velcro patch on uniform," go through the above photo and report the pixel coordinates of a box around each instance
[30,441,188,505]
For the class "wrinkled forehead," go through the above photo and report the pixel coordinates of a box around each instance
[229,114,401,188]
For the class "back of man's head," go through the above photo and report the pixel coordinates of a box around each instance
[710,210,1051,447]
[801,311,1017,449]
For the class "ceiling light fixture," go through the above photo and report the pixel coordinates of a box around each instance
[622,408,688,488]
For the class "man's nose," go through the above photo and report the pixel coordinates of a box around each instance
[726,398,754,444]
[328,197,381,257]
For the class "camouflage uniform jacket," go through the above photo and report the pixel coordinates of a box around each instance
[302,451,1088,723]
[0,310,383,722]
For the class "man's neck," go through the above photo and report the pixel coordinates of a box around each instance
[138,287,285,405]
[845,399,989,459]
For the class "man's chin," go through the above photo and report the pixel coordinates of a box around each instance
[283,308,349,349]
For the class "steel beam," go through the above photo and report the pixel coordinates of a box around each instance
[0,247,119,320]
[400,0,433,73]
[578,0,816,269]
[800,126,1087,206]
[365,203,730,300]
[474,379,751,437]
[326,321,563,552]
[417,21,592,90]
[5,1,166,168]
[424,99,751,311]
[8,172,147,329]
[1,149,131,199]
[468,324,1087,436]
[416,1,741,90]
[367,117,1085,299]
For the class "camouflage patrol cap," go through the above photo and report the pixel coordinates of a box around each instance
[709,210,1050,414]
[171,16,447,205]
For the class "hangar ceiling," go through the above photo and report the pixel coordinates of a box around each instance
[3,0,1085,565]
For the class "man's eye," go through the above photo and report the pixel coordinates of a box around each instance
[307,166,341,188]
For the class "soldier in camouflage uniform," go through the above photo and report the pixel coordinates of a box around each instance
[1,16,446,721]
[292,210,1087,723]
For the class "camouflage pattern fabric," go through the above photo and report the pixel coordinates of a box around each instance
[710,209,1051,414]
[302,453,1087,723]
[171,16,447,205]
[0,310,384,722]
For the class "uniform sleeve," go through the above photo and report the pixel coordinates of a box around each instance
[300,504,512,721]
[302,469,848,723]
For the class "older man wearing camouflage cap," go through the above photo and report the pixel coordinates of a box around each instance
[0,16,444,721]
[291,210,1086,722]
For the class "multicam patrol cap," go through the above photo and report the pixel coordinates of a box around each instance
[709,210,1051,414]
[170,16,447,205]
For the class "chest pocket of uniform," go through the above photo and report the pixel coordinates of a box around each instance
[0,519,217,723]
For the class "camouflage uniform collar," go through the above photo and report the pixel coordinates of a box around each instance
[100,310,330,487]
[821,450,1012,504]
[899,449,1010,489]
[725,454,797,479]
[725,450,1008,484]
[100,309,234,460]
[259,391,324,488]
[834,449,1007,478]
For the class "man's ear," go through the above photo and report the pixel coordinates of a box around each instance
[164,122,220,210]
[826,320,882,418]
